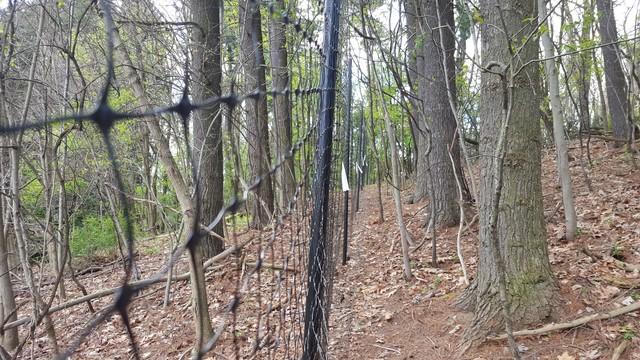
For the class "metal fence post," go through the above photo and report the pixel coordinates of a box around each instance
[342,58,352,266]
[302,0,342,356]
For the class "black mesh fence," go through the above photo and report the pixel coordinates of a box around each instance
[0,0,346,358]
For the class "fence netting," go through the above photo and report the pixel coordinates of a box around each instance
[0,0,346,358]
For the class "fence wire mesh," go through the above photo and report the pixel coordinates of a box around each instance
[0,0,346,358]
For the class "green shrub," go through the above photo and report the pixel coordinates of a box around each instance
[70,215,118,257]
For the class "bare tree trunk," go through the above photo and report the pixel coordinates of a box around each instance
[576,0,593,134]
[460,0,558,346]
[596,0,630,143]
[565,0,595,169]
[366,37,412,280]
[103,185,128,265]
[54,142,68,300]
[140,126,157,235]
[41,127,69,300]
[7,6,59,354]
[366,70,384,223]
[41,129,59,285]
[593,49,608,128]
[0,169,17,350]
[539,0,578,241]
[191,0,225,258]
[110,19,213,352]
[268,0,295,212]
[415,0,465,227]
[0,5,20,349]
[240,0,274,228]
[385,118,412,280]
[11,145,60,352]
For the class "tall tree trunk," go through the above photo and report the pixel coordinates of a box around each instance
[414,0,465,226]
[539,0,578,241]
[240,0,274,228]
[460,0,558,343]
[368,93,385,223]
[191,0,225,258]
[54,139,69,300]
[110,19,213,352]
[575,0,593,134]
[369,54,412,279]
[405,0,426,203]
[8,5,59,353]
[140,126,157,235]
[0,162,17,351]
[593,49,608,128]
[268,0,295,212]
[596,0,630,142]
[0,6,19,349]
[42,126,67,300]
[407,0,430,201]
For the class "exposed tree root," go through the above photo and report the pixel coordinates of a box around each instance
[581,247,640,272]
[455,280,477,312]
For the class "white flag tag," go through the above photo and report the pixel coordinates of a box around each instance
[341,162,350,192]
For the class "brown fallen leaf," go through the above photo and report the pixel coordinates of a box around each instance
[383,311,393,321]
[557,351,575,360]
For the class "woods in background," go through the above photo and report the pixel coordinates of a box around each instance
[0,0,639,358]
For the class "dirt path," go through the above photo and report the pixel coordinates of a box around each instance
[330,141,640,360]
[330,185,475,359]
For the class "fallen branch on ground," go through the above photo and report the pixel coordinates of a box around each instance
[3,237,254,331]
[612,339,630,360]
[487,300,640,340]
[243,261,299,273]
[581,247,640,272]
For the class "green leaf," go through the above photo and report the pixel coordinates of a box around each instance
[539,23,549,36]
[471,8,484,25]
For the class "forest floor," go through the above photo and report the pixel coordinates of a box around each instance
[331,139,640,360]
[11,139,640,359]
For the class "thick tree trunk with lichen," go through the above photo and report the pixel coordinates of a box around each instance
[192,0,225,258]
[459,0,558,343]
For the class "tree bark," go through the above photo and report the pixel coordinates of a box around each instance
[7,5,59,353]
[110,18,213,352]
[268,0,295,212]
[539,0,578,241]
[191,0,225,258]
[413,0,465,226]
[363,9,411,278]
[593,48,608,128]
[240,0,274,228]
[596,0,630,142]
[0,3,20,349]
[373,67,412,280]
[140,125,158,235]
[405,0,425,203]
[0,166,17,351]
[576,0,593,134]
[460,0,558,343]
[54,140,69,300]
